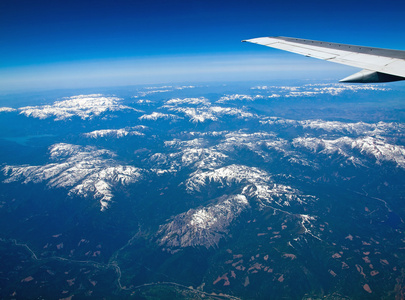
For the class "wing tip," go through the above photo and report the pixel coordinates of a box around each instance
[242,36,285,45]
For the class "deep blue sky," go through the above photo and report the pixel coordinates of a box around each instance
[0,0,404,91]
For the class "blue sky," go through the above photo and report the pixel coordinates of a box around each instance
[0,0,404,92]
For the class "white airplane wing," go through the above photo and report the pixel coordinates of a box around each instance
[243,36,405,83]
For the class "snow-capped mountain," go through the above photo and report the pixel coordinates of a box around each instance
[18,94,139,120]
[139,112,182,121]
[3,143,145,210]
[293,136,405,168]
[185,164,315,207]
[157,194,249,249]
[83,126,146,138]
[251,83,390,97]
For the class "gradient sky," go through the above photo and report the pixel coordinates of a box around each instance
[0,0,404,92]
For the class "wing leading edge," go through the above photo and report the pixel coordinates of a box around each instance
[243,36,405,83]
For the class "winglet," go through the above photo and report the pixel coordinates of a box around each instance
[340,69,405,83]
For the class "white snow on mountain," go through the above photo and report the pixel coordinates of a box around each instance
[261,117,404,138]
[210,106,255,118]
[305,83,390,93]
[251,83,389,97]
[184,165,267,193]
[167,107,217,123]
[161,96,256,123]
[151,138,228,171]
[157,194,249,249]
[83,126,147,138]
[180,148,228,170]
[217,94,267,103]
[217,131,286,161]
[259,117,298,127]
[164,138,207,149]
[138,89,171,97]
[162,131,313,170]
[209,123,405,169]
[0,107,17,112]
[293,136,405,168]
[167,106,255,123]
[185,165,315,207]
[299,120,379,135]
[157,162,316,249]
[165,97,210,106]
[187,131,230,137]
[2,143,145,210]
[215,130,316,167]
[135,99,152,104]
[139,112,182,121]
[83,127,145,139]
[175,85,196,90]
[218,131,276,149]
[242,183,312,207]
[157,118,405,174]
[302,120,405,137]
[184,131,282,153]
[144,85,172,90]
[18,94,139,121]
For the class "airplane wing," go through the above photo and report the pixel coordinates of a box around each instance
[243,36,405,83]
